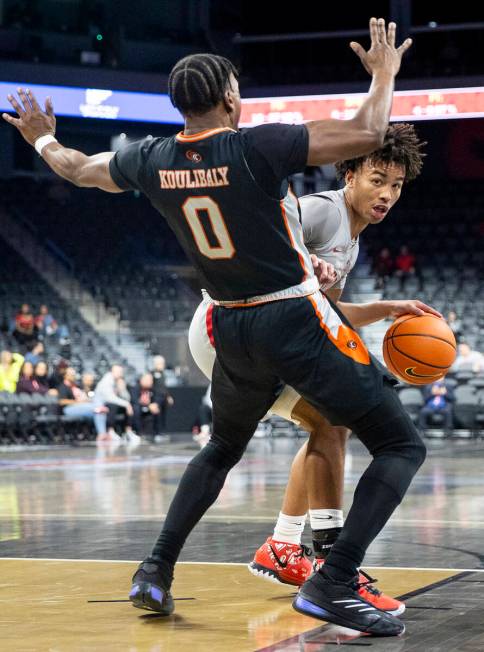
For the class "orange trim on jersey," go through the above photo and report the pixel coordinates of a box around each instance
[280,198,309,284]
[307,294,370,365]
[176,127,236,143]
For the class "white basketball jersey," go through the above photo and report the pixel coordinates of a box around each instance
[300,188,359,291]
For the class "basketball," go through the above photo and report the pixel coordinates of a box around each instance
[383,314,457,385]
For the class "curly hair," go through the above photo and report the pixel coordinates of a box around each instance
[335,123,426,183]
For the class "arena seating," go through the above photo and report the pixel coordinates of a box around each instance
[0,237,136,379]
[1,174,484,442]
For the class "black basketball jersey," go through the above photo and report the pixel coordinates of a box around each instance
[109,124,315,302]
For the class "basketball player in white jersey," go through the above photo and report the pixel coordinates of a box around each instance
[189,123,431,615]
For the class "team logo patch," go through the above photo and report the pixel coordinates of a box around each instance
[186,149,203,163]
[347,340,358,350]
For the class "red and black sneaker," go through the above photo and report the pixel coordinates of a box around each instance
[248,537,313,586]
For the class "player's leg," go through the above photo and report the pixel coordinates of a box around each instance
[191,298,338,583]
[295,380,425,624]
[252,392,404,614]
[190,297,345,525]
[294,395,424,632]
[249,396,346,586]
[261,293,423,634]
[130,306,280,614]
[291,399,406,616]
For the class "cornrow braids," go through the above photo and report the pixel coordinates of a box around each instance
[335,123,426,183]
[168,53,239,116]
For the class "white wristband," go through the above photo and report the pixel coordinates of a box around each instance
[34,134,57,156]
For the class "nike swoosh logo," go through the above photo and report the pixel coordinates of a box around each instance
[405,367,442,379]
[313,515,333,520]
[269,545,288,568]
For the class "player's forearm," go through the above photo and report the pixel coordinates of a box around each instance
[337,300,392,327]
[351,70,395,145]
[40,142,91,186]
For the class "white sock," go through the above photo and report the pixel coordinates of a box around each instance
[309,509,344,531]
[273,511,307,545]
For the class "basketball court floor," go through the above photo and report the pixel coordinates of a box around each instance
[2,435,484,651]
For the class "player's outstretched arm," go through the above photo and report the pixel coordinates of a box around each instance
[306,17,412,166]
[2,88,123,193]
[337,299,442,328]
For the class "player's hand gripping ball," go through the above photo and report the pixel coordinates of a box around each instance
[383,314,456,385]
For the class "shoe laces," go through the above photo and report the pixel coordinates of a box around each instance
[357,569,382,597]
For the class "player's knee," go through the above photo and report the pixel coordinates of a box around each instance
[384,421,426,474]
[308,424,348,456]
[393,417,427,469]
[205,436,246,469]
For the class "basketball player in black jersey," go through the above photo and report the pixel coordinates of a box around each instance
[5,19,422,636]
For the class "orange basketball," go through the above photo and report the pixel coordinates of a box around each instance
[383,314,457,385]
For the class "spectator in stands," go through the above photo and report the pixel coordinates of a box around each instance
[35,304,58,338]
[418,379,454,433]
[193,384,212,447]
[150,355,175,430]
[16,361,49,395]
[49,359,69,390]
[199,385,212,433]
[59,367,108,440]
[451,343,484,374]
[81,372,96,399]
[395,245,417,287]
[373,247,394,288]
[447,310,462,342]
[34,361,57,395]
[0,350,24,393]
[106,376,139,442]
[13,303,36,347]
[130,373,163,439]
[94,365,138,444]
[24,341,45,366]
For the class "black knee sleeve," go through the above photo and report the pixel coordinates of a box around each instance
[351,383,427,501]
[203,436,247,470]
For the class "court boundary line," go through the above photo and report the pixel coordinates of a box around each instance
[1,558,484,573]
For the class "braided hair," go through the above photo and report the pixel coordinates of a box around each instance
[335,123,426,182]
[168,53,239,116]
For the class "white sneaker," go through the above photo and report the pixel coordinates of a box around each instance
[96,430,122,449]
[107,428,122,442]
[123,429,141,447]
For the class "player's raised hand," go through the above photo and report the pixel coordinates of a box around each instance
[350,17,412,78]
[2,88,56,146]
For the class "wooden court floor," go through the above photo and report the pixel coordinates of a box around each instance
[0,559,460,652]
[3,438,484,649]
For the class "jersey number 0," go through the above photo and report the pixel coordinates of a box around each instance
[182,196,235,260]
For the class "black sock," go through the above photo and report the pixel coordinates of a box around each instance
[312,527,342,560]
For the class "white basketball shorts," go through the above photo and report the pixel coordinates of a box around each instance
[188,297,302,424]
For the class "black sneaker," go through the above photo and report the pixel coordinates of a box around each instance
[129,558,175,615]
[293,570,405,637]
